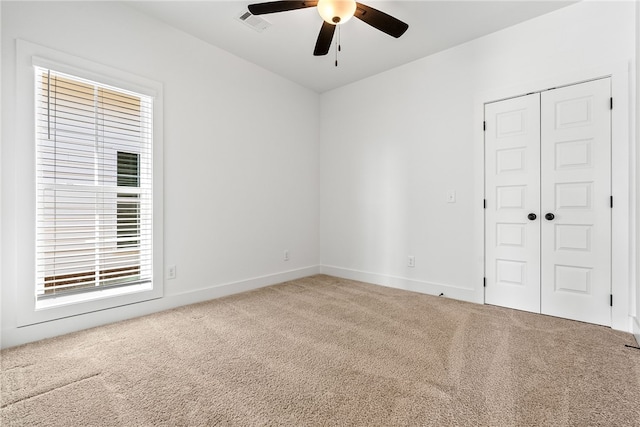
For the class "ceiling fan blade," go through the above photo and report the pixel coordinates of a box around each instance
[313,21,336,56]
[354,2,408,38]
[248,1,318,15]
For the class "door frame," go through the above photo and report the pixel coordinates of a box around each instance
[472,61,635,332]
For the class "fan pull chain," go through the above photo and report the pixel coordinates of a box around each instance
[335,25,341,67]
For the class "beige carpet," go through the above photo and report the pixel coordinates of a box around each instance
[2,275,639,426]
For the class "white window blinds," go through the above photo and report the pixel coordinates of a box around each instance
[35,67,153,299]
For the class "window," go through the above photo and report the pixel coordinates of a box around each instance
[35,68,153,301]
[14,40,163,326]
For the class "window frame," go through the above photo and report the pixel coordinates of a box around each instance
[16,40,164,326]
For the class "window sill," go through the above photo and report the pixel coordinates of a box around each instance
[35,282,154,311]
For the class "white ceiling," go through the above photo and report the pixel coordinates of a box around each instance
[126,0,577,93]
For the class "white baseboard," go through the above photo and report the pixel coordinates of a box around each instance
[633,316,640,346]
[319,265,480,304]
[1,266,320,349]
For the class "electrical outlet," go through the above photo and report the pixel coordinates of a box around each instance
[284,250,290,261]
[408,256,415,268]
[167,265,176,279]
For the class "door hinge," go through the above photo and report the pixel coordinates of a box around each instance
[610,294,613,307]
[483,199,487,209]
[483,277,486,288]
[610,97,613,110]
[610,196,613,208]
[483,121,486,131]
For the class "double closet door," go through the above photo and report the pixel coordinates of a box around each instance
[484,78,611,326]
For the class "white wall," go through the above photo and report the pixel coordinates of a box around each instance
[635,0,640,345]
[319,1,636,331]
[2,1,637,348]
[1,1,320,348]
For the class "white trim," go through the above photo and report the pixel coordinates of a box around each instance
[319,265,478,303]
[474,60,635,333]
[2,266,320,349]
[31,55,157,98]
[14,39,165,327]
[0,3,3,345]
[634,317,640,346]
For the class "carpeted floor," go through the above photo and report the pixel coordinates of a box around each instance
[2,274,639,426]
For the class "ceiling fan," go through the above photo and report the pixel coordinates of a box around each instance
[247,0,409,56]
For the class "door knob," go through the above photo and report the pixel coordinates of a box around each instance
[527,213,537,221]
[545,212,555,221]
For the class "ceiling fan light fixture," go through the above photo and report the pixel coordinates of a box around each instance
[317,0,356,25]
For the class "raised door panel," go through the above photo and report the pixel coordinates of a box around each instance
[485,94,541,313]
[540,78,611,326]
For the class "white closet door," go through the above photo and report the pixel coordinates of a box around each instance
[540,78,611,326]
[485,93,541,313]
